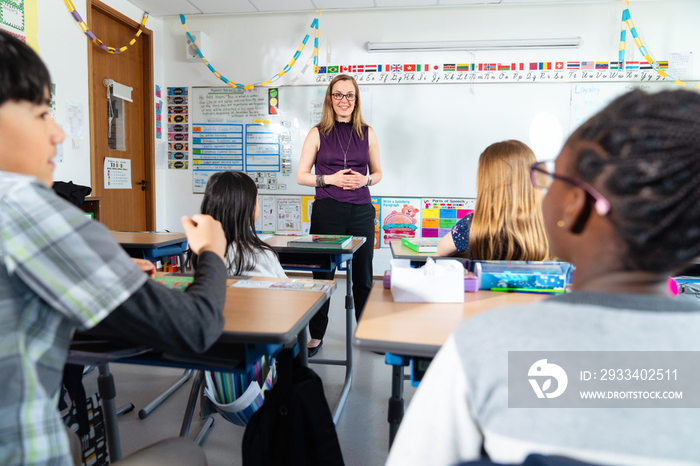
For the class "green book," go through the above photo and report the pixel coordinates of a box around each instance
[401,237,439,253]
[287,235,353,249]
[153,276,193,291]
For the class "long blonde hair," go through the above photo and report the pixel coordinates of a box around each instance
[317,74,367,140]
[469,140,549,261]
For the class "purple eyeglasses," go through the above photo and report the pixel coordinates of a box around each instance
[530,161,611,216]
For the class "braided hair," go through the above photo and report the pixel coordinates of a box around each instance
[569,89,700,272]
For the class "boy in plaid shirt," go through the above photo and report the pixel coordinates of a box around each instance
[0,31,228,465]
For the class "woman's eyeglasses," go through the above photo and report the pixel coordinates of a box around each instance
[331,93,356,102]
[530,161,611,216]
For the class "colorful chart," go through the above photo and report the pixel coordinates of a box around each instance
[421,199,475,238]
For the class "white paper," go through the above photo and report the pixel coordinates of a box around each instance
[104,157,132,189]
[155,141,166,170]
[669,52,694,81]
[65,100,85,139]
[390,258,465,303]
[53,124,64,163]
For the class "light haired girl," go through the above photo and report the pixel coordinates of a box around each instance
[437,140,549,260]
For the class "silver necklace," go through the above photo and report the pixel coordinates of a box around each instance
[335,125,353,169]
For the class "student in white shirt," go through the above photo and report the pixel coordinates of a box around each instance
[190,171,286,278]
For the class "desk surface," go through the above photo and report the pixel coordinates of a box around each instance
[265,235,366,254]
[390,240,469,263]
[111,231,187,248]
[220,276,334,344]
[354,282,546,358]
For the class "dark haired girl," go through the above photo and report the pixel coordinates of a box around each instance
[194,171,286,278]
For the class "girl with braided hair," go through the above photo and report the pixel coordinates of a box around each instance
[386,89,700,466]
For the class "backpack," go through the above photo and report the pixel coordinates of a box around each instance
[242,348,345,466]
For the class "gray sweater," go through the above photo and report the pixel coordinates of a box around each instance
[387,292,700,466]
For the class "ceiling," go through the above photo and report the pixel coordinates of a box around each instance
[126,0,616,17]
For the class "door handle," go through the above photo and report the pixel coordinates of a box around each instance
[137,180,147,191]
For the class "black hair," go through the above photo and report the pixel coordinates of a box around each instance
[569,89,700,273]
[0,30,51,106]
[189,171,278,274]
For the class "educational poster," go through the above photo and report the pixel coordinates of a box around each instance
[168,87,189,170]
[155,100,162,139]
[259,195,276,234]
[379,198,422,248]
[0,0,24,42]
[421,198,475,238]
[371,197,381,249]
[104,157,131,189]
[276,196,302,235]
[301,195,314,235]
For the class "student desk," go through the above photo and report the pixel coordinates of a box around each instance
[111,231,188,269]
[70,276,334,461]
[354,282,546,446]
[263,235,366,423]
[390,239,469,265]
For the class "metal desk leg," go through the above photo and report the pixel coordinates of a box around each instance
[388,364,405,448]
[180,371,205,438]
[298,326,309,367]
[97,364,121,462]
[138,369,193,419]
[309,258,354,425]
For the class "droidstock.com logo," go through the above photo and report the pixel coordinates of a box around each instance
[528,359,568,399]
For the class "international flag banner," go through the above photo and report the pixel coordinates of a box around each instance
[434,65,440,71]
[625,61,639,69]
[640,61,653,69]
[658,61,669,69]
[377,65,383,72]
[471,64,477,71]
[415,64,421,72]
[443,64,456,71]
[530,62,538,70]
[318,66,327,74]
[595,62,609,70]
[567,61,580,69]
[351,65,364,73]
[391,64,403,72]
[327,65,339,73]
[487,63,497,71]
[555,62,564,70]
[609,61,620,70]
[365,65,377,72]
[340,65,350,73]
[499,64,510,71]
[581,61,595,70]
[457,64,470,72]
[539,62,551,70]
[511,63,524,71]
[404,64,416,72]
[478,63,484,71]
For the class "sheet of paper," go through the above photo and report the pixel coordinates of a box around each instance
[230,279,333,293]
[669,52,694,81]
[65,100,85,139]
[155,141,166,170]
[256,234,274,241]
[104,157,132,189]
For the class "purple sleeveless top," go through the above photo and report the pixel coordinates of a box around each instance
[315,122,371,204]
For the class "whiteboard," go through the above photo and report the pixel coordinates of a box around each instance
[191,81,690,198]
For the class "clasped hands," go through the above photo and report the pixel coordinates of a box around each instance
[329,168,368,191]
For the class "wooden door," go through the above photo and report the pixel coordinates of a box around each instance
[88,0,154,230]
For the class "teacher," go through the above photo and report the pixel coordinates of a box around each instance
[297,74,382,357]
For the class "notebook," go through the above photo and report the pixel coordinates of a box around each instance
[287,235,353,249]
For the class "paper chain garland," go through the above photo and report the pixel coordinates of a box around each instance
[64,0,149,54]
[619,0,698,89]
[180,14,319,89]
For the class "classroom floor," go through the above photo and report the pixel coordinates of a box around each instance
[81,278,416,466]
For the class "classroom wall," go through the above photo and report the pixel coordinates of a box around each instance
[158,0,700,233]
[37,0,168,228]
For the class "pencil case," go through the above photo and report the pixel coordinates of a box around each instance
[383,268,480,292]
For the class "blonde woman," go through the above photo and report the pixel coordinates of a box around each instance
[437,140,548,260]
[297,74,383,357]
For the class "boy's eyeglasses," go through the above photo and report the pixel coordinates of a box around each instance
[331,93,356,102]
[530,161,611,216]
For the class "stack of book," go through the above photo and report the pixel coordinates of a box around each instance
[400,237,439,253]
[287,234,353,249]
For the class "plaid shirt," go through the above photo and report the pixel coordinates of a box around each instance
[0,172,147,465]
